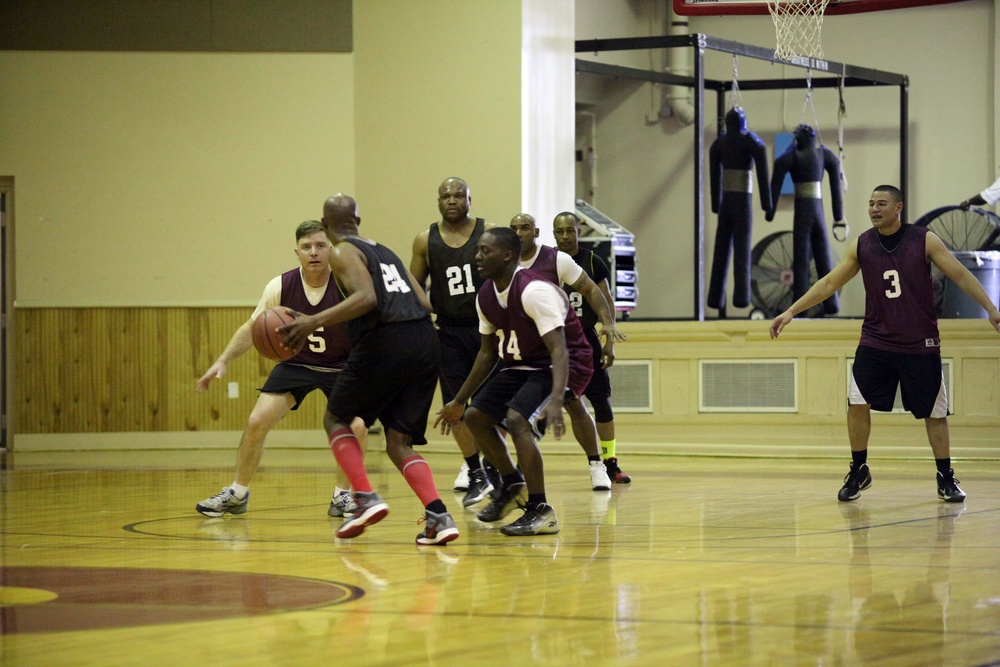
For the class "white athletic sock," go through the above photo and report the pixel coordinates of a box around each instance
[230,482,249,499]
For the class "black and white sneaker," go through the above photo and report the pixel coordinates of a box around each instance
[462,468,494,507]
[837,462,872,502]
[476,482,527,522]
[500,503,560,536]
[937,469,966,503]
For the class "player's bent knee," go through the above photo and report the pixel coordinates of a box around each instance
[504,410,530,435]
[463,407,492,432]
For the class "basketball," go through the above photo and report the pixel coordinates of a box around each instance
[251,306,301,361]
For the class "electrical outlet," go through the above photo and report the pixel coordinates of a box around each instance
[228,382,239,399]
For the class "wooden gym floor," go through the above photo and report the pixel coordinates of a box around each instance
[1,451,999,666]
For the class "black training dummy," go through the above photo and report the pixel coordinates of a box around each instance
[708,107,772,310]
[766,124,843,315]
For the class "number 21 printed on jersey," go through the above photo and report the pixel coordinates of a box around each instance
[446,264,476,296]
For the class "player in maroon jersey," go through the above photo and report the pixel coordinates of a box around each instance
[510,212,626,491]
[770,185,1000,503]
[435,227,594,536]
[195,220,368,519]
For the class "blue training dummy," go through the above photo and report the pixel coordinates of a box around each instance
[708,107,772,311]
[766,123,843,315]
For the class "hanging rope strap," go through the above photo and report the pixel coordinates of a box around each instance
[831,66,850,241]
[728,55,745,111]
[797,69,823,145]
[837,66,849,193]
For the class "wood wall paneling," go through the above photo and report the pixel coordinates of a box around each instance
[13,312,1000,459]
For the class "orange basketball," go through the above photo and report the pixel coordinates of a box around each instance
[251,306,301,361]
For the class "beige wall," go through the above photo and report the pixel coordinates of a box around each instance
[0,51,355,307]
[575,0,997,319]
[0,0,526,308]
[352,0,523,252]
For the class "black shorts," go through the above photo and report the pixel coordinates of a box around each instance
[470,367,576,439]
[260,362,341,410]
[849,345,948,419]
[327,320,441,444]
[436,324,481,404]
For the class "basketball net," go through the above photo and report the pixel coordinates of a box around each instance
[767,0,831,61]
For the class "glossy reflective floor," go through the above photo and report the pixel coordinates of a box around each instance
[2,453,999,666]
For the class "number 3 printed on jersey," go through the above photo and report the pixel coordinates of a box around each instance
[381,263,412,293]
[883,269,901,299]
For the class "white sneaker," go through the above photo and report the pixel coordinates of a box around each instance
[453,461,470,491]
[589,460,612,491]
[328,491,358,518]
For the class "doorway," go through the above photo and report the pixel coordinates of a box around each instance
[1,176,13,469]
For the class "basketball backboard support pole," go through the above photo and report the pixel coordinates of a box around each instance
[575,34,908,321]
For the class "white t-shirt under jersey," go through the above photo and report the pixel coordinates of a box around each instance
[251,268,331,320]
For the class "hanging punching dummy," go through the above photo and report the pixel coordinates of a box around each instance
[708,106,772,311]
[766,123,843,315]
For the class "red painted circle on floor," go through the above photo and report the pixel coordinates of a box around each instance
[0,566,363,634]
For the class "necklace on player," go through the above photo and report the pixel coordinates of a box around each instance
[876,224,908,253]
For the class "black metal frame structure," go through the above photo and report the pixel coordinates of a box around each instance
[575,34,908,320]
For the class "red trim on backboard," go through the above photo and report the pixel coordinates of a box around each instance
[673,0,969,17]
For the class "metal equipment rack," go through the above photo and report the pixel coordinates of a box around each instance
[576,34,908,320]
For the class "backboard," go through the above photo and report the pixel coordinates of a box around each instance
[673,0,968,17]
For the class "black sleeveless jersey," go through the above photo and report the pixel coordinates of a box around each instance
[427,218,485,326]
[339,237,429,345]
[564,247,610,330]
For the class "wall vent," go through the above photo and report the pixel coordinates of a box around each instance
[699,359,798,412]
[847,358,953,413]
[582,359,652,413]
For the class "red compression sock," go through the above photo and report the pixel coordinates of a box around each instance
[399,454,440,506]
[329,427,373,493]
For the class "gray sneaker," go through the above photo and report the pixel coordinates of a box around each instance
[500,503,560,536]
[476,482,527,522]
[196,487,249,518]
[335,491,389,539]
[416,509,460,545]
[328,491,359,517]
